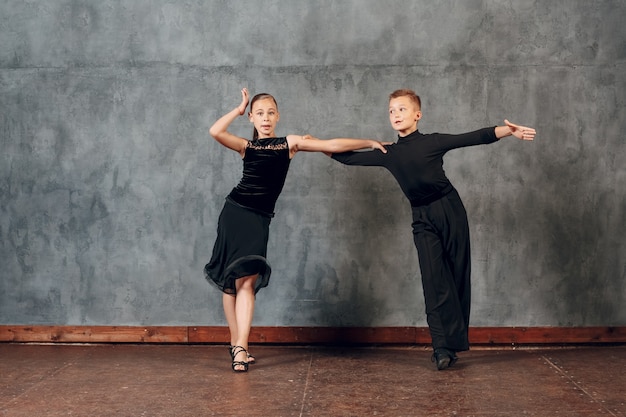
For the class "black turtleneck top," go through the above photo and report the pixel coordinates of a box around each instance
[331,127,498,207]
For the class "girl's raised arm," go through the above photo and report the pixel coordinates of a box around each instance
[209,88,250,156]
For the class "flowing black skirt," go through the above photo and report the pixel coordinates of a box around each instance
[204,199,272,295]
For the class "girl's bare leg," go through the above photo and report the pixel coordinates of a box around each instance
[223,293,237,347]
[230,274,258,370]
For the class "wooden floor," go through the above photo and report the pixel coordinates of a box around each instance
[1,343,624,416]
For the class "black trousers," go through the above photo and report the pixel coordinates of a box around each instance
[411,188,471,352]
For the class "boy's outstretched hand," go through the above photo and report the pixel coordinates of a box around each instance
[505,119,536,141]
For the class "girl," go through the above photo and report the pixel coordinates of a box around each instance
[205,88,387,372]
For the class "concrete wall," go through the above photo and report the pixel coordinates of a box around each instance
[1,0,624,327]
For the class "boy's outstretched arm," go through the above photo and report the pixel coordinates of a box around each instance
[495,120,536,141]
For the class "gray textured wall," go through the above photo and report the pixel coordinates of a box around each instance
[1,1,624,327]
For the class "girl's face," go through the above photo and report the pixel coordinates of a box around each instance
[249,98,279,138]
[389,96,421,137]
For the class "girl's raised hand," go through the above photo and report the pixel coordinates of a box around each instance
[505,119,536,141]
[237,88,249,115]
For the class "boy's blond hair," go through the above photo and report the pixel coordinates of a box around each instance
[389,89,421,110]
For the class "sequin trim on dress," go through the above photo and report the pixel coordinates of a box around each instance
[247,140,288,151]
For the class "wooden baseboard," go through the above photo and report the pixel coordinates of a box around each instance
[1,325,625,345]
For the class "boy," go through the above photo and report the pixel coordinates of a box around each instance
[322,89,535,370]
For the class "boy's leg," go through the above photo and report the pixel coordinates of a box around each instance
[412,200,470,353]
[440,189,472,333]
[413,228,468,351]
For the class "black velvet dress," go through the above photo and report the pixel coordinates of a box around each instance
[205,137,291,295]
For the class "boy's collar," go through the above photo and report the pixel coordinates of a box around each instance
[398,129,421,140]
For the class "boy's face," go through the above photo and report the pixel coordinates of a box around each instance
[389,96,421,136]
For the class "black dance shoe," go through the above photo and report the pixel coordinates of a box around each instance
[431,348,458,370]
[230,345,249,373]
[229,344,255,364]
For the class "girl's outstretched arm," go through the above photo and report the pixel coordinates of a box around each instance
[288,135,389,158]
[495,120,537,141]
[209,88,250,156]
